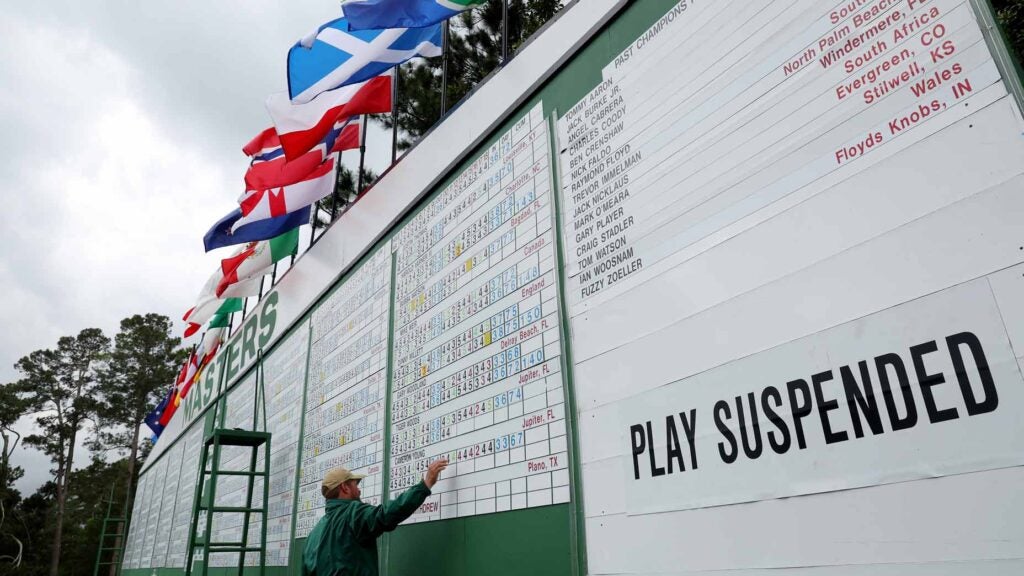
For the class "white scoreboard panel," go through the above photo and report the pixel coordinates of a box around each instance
[295,245,391,537]
[209,373,259,568]
[152,439,185,566]
[139,455,168,568]
[136,472,157,569]
[256,321,309,565]
[123,471,147,569]
[167,423,203,568]
[557,0,1005,310]
[389,102,570,522]
[558,1,1024,575]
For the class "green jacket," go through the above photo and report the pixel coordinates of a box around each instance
[302,481,431,576]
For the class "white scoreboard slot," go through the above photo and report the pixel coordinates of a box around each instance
[390,103,570,522]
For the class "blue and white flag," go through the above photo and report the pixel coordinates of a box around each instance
[341,0,487,31]
[288,17,442,104]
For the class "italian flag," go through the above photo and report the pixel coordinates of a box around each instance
[215,228,298,297]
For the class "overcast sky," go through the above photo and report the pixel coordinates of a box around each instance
[1,1,397,494]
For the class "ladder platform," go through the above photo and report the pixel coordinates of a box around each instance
[205,429,270,447]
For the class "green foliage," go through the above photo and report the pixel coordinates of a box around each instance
[17,329,109,477]
[314,163,380,228]
[15,328,109,576]
[1,459,129,576]
[92,314,183,458]
[0,383,27,571]
[993,0,1024,68]
[381,0,563,148]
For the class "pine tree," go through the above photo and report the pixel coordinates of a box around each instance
[14,328,110,576]
[314,163,380,228]
[91,314,183,574]
[0,383,27,569]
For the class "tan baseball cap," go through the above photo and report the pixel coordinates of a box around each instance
[322,468,366,490]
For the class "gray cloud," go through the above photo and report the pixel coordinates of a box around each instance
[1,1,399,494]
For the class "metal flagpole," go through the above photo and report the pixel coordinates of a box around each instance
[391,66,400,164]
[309,202,320,246]
[357,115,368,195]
[331,151,343,222]
[502,0,509,63]
[441,20,450,115]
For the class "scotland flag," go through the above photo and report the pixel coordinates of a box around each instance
[341,0,487,31]
[288,17,442,104]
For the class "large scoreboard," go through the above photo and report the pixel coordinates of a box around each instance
[123,1,1024,575]
[389,104,570,521]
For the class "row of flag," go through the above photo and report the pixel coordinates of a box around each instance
[145,0,488,440]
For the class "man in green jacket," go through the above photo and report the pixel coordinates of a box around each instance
[302,459,448,576]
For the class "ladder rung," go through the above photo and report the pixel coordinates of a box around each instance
[100,547,123,551]
[201,506,265,513]
[202,469,267,477]
[206,547,263,553]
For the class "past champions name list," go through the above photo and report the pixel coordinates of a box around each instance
[389,103,570,522]
[295,248,391,537]
[557,0,1002,306]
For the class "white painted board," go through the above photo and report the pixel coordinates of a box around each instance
[388,103,571,522]
[558,0,1024,573]
[620,278,1024,513]
[295,246,391,537]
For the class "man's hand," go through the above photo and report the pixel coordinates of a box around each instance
[423,458,448,489]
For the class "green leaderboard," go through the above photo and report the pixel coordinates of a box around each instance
[123,1,1024,575]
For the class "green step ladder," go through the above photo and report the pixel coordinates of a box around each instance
[185,350,271,576]
[92,485,126,576]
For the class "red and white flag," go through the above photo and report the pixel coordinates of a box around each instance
[178,349,200,399]
[243,128,324,191]
[182,263,262,336]
[234,157,335,232]
[197,327,225,365]
[266,73,390,161]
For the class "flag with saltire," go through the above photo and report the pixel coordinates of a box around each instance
[183,263,262,337]
[233,157,336,232]
[267,74,391,161]
[204,205,311,252]
[216,228,299,297]
[342,0,487,31]
[243,120,360,191]
[288,17,441,103]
